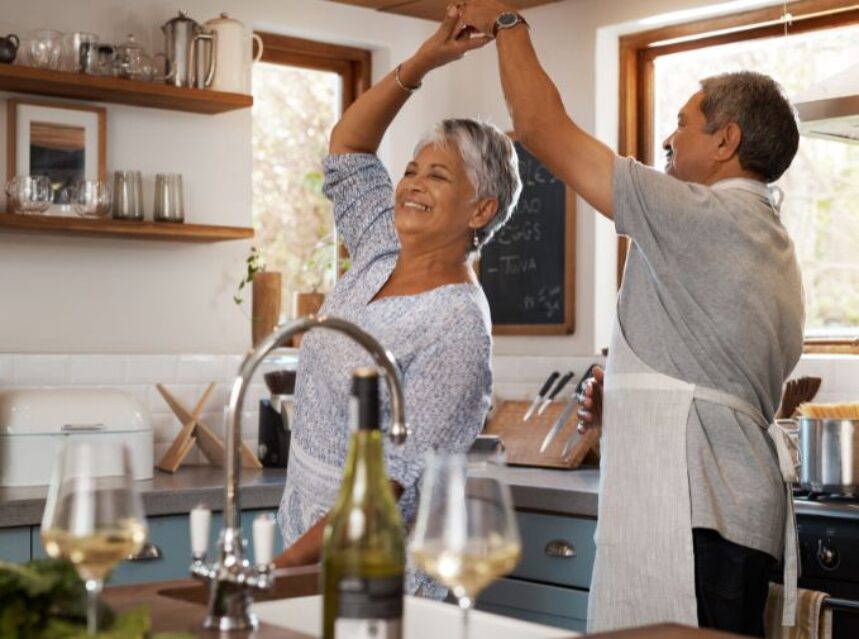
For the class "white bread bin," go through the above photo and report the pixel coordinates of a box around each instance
[0,388,153,486]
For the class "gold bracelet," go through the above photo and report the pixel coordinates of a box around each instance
[395,64,422,93]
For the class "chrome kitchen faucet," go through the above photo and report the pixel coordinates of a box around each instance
[189,315,408,632]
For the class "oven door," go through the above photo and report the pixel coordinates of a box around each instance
[798,578,859,639]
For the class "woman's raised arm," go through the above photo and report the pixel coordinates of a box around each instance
[329,5,491,155]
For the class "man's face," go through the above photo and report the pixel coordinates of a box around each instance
[662,91,721,184]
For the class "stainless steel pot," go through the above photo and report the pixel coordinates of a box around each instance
[799,417,859,494]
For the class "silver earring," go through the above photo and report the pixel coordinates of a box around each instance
[472,230,480,250]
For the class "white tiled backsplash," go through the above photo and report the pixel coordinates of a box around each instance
[0,354,269,465]
[0,352,856,468]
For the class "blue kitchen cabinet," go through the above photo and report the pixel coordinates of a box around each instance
[30,508,282,585]
[0,527,31,563]
[476,510,596,631]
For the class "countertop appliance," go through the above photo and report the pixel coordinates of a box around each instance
[794,491,859,639]
[0,387,153,486]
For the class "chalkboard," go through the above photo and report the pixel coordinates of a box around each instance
[478,141,575,335]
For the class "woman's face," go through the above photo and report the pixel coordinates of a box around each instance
[393,142,480,254]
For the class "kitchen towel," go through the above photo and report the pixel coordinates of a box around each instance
[765,584,832,639]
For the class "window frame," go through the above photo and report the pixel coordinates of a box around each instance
[253,33,372,283]
[617,0,859,354]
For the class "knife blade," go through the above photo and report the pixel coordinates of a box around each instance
[536,371,575,417]
[561,428,582,458]
[523,371,560,422]
[540,392,578,454]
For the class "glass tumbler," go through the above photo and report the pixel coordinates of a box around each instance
[67,180,111,218]
[26,29,62,69]
[5,175,53,214]
[154,173,184,222]
[112,171,144,220]
[61,32,98,72]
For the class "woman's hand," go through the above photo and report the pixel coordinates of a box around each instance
[576,366,604,433]
[459,0,514,36]
[409,4,493,75]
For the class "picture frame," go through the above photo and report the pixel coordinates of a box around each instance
[6,98,106,214]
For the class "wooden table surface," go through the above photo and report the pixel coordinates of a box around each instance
[103,572,742,639]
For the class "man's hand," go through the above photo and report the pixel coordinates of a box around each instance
[576,366,604,433]
[410,4,492,75]
[459,0,513,36]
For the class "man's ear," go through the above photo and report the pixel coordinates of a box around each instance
[715,122,743,161]
[469,198,499,231]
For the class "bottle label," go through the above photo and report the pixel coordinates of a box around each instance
[335,575,403,639]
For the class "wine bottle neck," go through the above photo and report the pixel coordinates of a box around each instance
[342,430,387,491]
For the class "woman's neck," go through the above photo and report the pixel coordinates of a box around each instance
[373,244,474,300]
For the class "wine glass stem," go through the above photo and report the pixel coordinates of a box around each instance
[458,596,473,639]
[85,578,103,636]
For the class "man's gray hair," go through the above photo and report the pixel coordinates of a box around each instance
[699,71,799,183]
[414,118,522,255]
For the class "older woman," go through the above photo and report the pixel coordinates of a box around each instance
[273,8,521,596]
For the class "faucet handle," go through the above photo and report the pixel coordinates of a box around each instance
[190,504,212,560]
[253,513,277,567]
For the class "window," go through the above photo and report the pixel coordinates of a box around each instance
[619,2,859,351]
[252,34,370,318]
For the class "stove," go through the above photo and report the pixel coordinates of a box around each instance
[793,491,859,639]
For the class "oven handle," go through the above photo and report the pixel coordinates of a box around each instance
[825,597,859,613]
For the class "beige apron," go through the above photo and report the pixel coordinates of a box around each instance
[587,314,798,633]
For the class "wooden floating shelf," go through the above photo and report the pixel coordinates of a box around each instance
[0,212,254,242]
[0,64,253,114]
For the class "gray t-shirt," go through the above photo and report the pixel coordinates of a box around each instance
[278,153,493,596]
[613,157,804,558]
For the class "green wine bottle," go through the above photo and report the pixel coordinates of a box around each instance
[322,368,405,639]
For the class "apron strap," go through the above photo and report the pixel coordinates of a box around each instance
[692,385,798,627]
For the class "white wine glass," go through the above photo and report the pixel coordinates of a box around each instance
[410,452,521,639]
[40,441,148,636]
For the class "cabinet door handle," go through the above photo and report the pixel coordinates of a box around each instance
[126,541,162,562]
[544,539,576,558]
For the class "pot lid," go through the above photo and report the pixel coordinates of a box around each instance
[164,10,199,28]
[205,12,245,28]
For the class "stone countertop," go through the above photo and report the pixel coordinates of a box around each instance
[0,463,599,529]
[0,465,288,528]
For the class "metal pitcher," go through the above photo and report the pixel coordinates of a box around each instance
[161,10,214,87]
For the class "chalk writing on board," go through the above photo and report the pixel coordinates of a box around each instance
[478,141,569,329]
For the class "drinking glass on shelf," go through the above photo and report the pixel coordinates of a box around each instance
[410,453,521,639]
[5,175,53,214]
[65,179,111,218]
[40,441,148,636]
[25,28,62,69]
[154,173,184,222]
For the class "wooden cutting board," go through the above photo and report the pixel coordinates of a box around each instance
[484,400,600,469]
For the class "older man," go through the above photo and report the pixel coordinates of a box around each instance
[459,2,804,637]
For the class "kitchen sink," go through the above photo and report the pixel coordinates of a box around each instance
[253,594,577,638]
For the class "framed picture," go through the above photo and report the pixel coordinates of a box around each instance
[6,98,106,214]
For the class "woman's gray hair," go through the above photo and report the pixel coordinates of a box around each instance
[414,119,522,255]
[699,71,799,183]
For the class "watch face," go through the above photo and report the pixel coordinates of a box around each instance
[497,12,519,28]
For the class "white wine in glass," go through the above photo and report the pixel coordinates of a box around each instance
[40,441,147,635]
[410,453,521,639]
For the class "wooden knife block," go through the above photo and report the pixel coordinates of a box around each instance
[484,400,600,469]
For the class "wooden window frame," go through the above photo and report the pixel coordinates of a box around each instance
[617,0,859,354]
[255,32,372,120]
[254,33,372,277]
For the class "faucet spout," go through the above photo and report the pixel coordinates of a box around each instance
[200,314,407,631]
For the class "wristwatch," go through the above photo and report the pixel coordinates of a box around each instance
[492,11,527,37]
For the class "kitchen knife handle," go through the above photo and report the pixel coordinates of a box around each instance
[537,371,561,398]
[546,371,575,401]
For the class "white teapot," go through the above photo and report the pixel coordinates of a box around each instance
[203,13,263,93]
